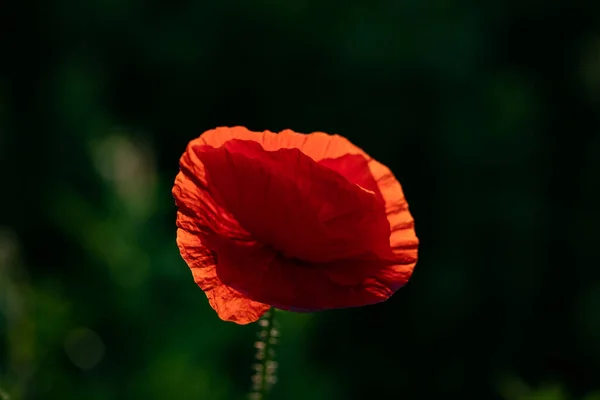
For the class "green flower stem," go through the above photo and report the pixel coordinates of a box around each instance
[249,308,279,400]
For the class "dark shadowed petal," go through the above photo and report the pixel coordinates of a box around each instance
[203,230,413,312]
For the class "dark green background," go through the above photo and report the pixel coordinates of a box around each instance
[1,1,600,399]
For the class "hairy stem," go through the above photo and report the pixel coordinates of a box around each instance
[249,309,279,400]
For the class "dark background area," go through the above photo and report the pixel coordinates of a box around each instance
[1,1,600,399]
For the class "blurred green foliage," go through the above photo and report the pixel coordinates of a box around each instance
[1,0,600,399]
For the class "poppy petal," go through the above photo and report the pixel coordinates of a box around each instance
[193,139,392,263]
[318,153,419,294]
[174,127,418,318]
[173,140,270,324]
[176,227,270,324]
[204,231,410,312]
[195,126,362,161]
[262,129,419,295]
[202,127,419,256]
[318,153,419,260]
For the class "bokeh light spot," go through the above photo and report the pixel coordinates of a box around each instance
[64,327,106,370]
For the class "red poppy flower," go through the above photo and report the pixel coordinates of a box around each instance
[173,127,418,324]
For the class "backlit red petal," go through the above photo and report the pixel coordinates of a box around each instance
[173,126,419,319]
[173,137,270,324]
